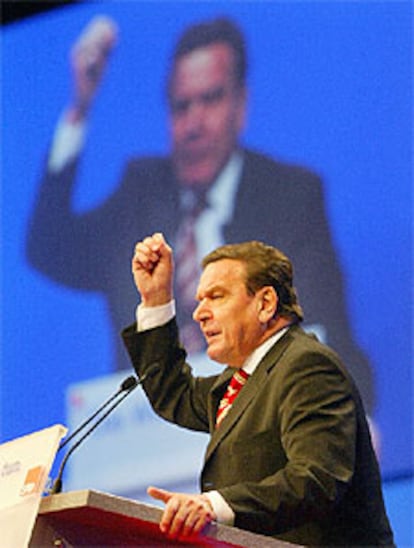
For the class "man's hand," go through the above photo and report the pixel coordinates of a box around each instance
[132,233,174,307]
[69,16,118,121]
[148,486,216,539]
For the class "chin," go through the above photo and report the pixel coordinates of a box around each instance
[182,175,214,189]
[207,348,227,365]
[176,164,218,188]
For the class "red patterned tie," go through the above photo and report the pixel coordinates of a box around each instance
[175,190,207,354]
[216,369,250,428]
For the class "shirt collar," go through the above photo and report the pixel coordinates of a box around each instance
[242,326,291,376]
[206,150,243,223]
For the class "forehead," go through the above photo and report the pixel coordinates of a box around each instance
[170,43,236,94]
[199,258,246,290]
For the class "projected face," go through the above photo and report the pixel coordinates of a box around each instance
[168,43,246,188]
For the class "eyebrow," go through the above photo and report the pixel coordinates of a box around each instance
[196,283,227,300]
[170,84,227,112]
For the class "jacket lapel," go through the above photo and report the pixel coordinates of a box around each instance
[204,329,295,464]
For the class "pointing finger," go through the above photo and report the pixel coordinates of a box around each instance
[147,486,172,503]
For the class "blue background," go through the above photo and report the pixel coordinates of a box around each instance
[2,1,412,543]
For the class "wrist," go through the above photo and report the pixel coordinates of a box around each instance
[203,491,234,525]
[199,494,216,518]
[66,98,92,124]
[141,289,173,308]
[66,106,87,124]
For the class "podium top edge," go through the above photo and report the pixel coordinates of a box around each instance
[39,489,302,548]
[40,489,162,523]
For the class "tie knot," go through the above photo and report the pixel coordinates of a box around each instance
[229,368,250,388]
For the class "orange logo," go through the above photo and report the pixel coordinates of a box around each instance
[20,465,45,497]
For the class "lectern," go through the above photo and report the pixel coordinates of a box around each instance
[30,490,302,547]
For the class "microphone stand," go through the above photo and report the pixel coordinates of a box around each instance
[50,384,137,495]
[48,365,159,495]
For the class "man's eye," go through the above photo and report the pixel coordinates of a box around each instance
[170,99,189,115]
[211,293,224,300]
[202,88,225,105]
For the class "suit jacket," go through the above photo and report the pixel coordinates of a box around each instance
[26,147,373,410]
[122,320,394,546]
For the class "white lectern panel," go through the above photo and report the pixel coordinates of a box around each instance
[0,424,66,547]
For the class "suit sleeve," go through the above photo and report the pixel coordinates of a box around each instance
[121,319,216,433]
[25,155,141,291]
[26,155,103,290]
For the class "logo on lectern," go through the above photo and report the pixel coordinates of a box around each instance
[20,465,45,497]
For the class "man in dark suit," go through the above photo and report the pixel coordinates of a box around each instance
[26,16,374,412]
[122,232,394,546]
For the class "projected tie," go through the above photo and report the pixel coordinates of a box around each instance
[175,189,206,354]
[216,369,250,428]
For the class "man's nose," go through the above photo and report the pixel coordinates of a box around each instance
[193,300,209,323]
[185,100,205,134]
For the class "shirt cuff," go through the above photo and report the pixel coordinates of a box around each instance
[204,491,235,526]
[48,112,87,173]
[136,300,176,332]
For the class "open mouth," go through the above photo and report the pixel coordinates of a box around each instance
[204,330,220,343]
[180,146,211,165]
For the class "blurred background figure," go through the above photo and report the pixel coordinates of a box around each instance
[26,15,374,417]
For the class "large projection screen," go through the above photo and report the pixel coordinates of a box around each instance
[2,0,412,499]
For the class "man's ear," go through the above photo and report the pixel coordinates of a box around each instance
[257,286,278,323]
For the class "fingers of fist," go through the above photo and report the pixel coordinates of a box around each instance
[133,234,165,272]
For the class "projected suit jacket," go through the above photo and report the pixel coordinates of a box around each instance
[121,320,394,546]
[26,147,373,410]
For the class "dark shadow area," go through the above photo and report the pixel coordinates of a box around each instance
[1,0,78,25]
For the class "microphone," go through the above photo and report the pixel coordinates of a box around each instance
[49,365,159,495]
[58,375,138,451]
